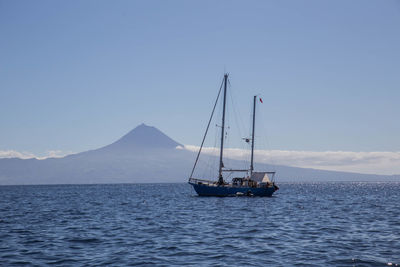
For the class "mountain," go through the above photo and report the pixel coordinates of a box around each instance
[95,123,182,153]
[0,124,398,185]
[0,124,194,185]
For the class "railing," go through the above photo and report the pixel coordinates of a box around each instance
[188,178,217,186]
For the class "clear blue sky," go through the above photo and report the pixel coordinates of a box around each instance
[1,0,399,155]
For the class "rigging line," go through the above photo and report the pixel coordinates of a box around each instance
[228,79,245,138]
[227,79,248,170]
[227,80,242,139]
[189,77,225,179]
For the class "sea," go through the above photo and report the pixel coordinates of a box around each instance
[0,182,399,266]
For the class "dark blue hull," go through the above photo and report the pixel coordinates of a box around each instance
[189,182,276,197]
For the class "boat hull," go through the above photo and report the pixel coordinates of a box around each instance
[189,182,276,197]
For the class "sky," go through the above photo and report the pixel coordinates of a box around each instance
[1,0,399,174]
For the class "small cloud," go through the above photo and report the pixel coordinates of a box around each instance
[0,150,73,160]
[0,150,36,159]
[36,150,73,160]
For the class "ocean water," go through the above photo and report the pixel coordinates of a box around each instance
[0,182,399,266]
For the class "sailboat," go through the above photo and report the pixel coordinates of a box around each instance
[188,74,279,197]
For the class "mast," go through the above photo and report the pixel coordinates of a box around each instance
[218,74,228,185]
[250,95,256,176]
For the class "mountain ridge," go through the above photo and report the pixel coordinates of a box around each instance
[0,124,398,185]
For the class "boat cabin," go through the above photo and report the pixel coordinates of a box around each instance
[231,177,257,187]
[231,171,276,188]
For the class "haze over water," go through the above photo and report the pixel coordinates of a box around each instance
[1,182,399,266]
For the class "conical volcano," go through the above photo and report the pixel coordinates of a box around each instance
[97,123,182,153]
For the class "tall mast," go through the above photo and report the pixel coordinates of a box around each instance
[250,95,256,176]
[218,74,228,185]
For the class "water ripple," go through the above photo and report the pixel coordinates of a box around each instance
[0,182,399,266]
